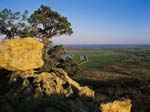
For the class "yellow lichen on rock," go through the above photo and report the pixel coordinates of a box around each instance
[9,69,94,98]
[9,70,73,97]
[78,86,94,98]
[0,37,44,71]
[100,99,132,112]
[52,68,95,98]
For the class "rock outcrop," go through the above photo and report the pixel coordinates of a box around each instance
[9,69,94,98]
[0,69,96,112]
[0,37,44,71]
[100,100,132,112]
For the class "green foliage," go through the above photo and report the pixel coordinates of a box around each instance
[38,45,79,76]
[57,58,80,76]
[28,5,73,40]
[48,45,66,59]
[0,8,31,38]
[46,45,79,76]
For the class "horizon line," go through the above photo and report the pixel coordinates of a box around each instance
[54,43,150,45]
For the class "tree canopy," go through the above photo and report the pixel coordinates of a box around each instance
[28,5,73,40]
[0,5,73,41]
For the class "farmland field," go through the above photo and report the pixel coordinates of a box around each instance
[67,48,150,80]
[68,50,124,69]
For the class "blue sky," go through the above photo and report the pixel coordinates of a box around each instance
[0,0,150,44]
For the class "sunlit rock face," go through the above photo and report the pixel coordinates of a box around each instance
[9,69,94,98]
[0,37,44,71]
[100,100,132,112]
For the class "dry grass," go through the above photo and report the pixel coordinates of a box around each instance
[74,69,130,80]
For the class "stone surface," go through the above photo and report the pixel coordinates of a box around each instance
[0,37,44,71]
[9,68,94,98]
[100,99,132,112]
[0,68,96,112]
[53,69,95,98]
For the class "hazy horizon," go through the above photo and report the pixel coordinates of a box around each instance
[1,0,150,44]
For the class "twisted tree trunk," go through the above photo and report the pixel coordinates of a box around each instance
[40,38,53,72]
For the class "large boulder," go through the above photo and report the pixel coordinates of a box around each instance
[100,99,132,112]
[0,37,44,71]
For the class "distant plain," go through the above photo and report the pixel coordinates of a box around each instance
[67,45,150,80]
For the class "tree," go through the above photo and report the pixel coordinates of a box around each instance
[0,8,30,39]
[0,5,73,50]
[28,5,73,71]
[28,5,73,49]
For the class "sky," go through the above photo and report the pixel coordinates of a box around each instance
[0,0,150,44]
